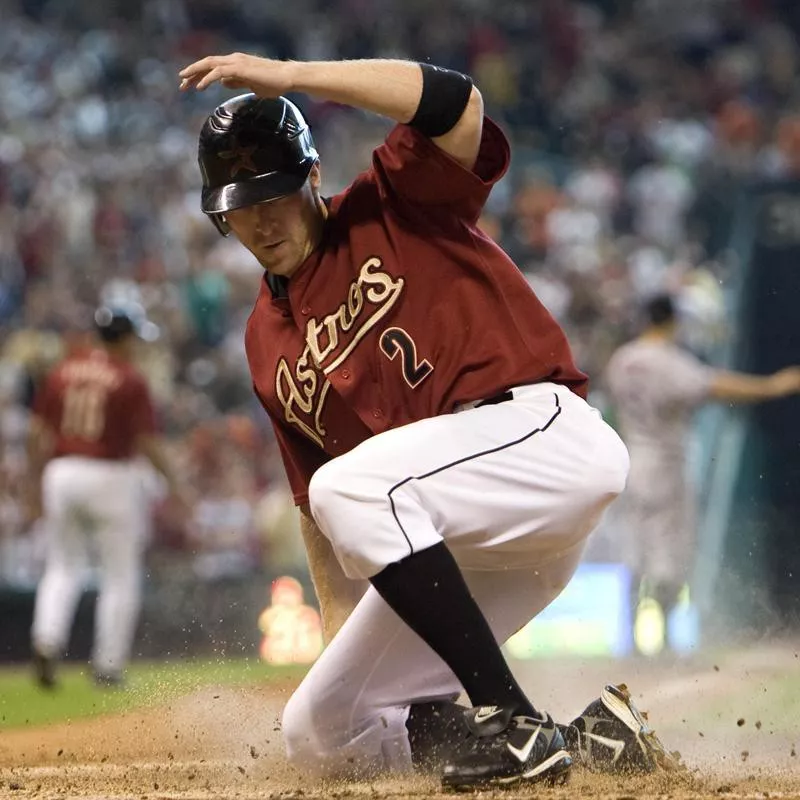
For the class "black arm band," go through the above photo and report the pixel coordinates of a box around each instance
[408,63,474,138]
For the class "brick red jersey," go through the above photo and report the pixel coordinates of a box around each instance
[34,348,157,460]
[245,118,587,504]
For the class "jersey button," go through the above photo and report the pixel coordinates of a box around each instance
[300,305,311,315]
[341,369,351,379]
[372,408,383,418]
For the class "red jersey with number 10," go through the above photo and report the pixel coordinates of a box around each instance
[34,348,157,460]
[245,117,587,504]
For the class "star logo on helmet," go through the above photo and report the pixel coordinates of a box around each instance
[218,142,259,177]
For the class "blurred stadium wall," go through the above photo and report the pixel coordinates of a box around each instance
[696,181,800,630]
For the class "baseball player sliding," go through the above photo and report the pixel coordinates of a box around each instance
[179,54,678,789]
[606,294,800,651]
[27,308,189,688]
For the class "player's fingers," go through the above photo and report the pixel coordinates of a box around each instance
[178,55,224,79]
[179,68,213,90]
[179,74,202,91]
[195,66,229,91]
[178,60,219,91]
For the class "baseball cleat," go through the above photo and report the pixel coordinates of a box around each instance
[407,700,472,771]
[562,683,683,773]
[93,670,125,689]
[32,647,57,690]
[441,705,572,791]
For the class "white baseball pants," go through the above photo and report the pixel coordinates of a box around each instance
[283,382,629,777]
[31,456,148,675]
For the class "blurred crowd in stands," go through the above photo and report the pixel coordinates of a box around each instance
[3,0,800,586]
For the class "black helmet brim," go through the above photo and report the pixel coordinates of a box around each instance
[201,157,316,215]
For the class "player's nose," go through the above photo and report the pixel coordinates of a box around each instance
[254,203,280,233]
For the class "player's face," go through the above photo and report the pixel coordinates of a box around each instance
[225,164,325,278]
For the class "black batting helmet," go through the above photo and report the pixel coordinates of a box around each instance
[94,307,137,343]
[198,93,318,236]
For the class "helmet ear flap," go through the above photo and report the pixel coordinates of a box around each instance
[211,213,230,237]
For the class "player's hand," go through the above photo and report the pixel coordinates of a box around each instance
[770,366,800,397]
[179,53,294,96]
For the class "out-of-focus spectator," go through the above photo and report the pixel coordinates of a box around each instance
[508,169,565,267]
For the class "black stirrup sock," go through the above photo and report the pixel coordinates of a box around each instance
[370,542,536,716]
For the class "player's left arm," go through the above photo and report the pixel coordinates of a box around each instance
[128,377,194,518]
[179,55,483,169]
[299,503,368,643]
[708,365,800,403]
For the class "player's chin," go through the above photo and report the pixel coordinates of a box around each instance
[260,249,300,277]
[256,253,279,272]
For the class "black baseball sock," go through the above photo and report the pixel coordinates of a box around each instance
[370,542,536,716]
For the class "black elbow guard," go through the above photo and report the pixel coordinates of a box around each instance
[408,63,474,138]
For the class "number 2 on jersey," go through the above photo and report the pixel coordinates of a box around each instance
[379,327,433,388]
[61,384,107,441]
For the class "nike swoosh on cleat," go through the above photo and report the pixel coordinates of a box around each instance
[474,706,503,723]
[585,731,626,763]
[507,725,542,763]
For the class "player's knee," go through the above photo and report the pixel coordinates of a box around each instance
[586,463,627,509]
[308,458,352,519]
[592,461,627,502]
[308,456,374,539]
[605,436,630,497]
[567,438,629,526]
[589,428,630,500]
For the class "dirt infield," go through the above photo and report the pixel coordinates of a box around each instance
[1,640,798,799]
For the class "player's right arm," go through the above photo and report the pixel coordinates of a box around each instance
[299,504,367,643]
[708,366,800,403]
[179,55,483,170]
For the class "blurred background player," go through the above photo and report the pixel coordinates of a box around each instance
[604,294,800,654]
[26,306,189,688]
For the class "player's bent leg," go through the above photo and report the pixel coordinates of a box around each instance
[282,588,450,778]
[281,554,583,779]
[303,384,625,787]
[308,383,628,581]
[281,585,460,779]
